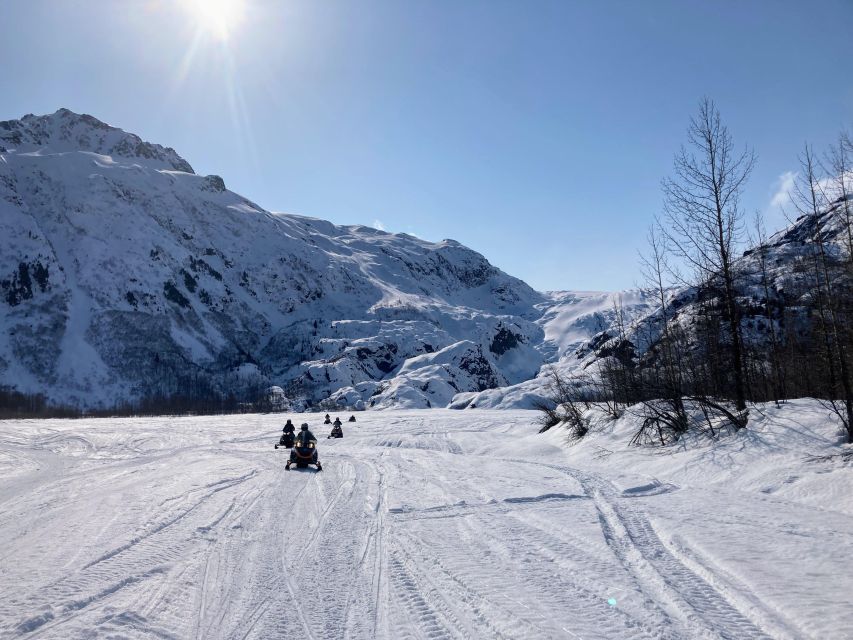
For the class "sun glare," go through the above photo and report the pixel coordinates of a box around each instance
[184,0,245,41]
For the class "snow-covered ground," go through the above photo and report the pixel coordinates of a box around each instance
[1,402,851,639]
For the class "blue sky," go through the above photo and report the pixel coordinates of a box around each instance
[2,0,851,291]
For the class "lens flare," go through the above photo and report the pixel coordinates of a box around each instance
[184,0,245,41]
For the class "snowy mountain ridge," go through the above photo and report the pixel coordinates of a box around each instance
[2,108,597,410]
[0,107,193,173]
[5,108,829,412]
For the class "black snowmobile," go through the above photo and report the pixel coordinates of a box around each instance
[348,415,357,423]
[275,431,295,449]
[275,421,297,449]
[328,424,343,439]
[286,425,323,471]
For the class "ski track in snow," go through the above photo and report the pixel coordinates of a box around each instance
[0,410,850,639]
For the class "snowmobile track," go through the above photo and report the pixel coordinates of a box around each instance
[532,461,781,639]
[1,410,846,639]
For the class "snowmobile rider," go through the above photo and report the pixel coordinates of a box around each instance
[348,415,356,423]
[333,417,342,428]
[297,423,317,446]
[277,419,297,449]
[324,414,331,425]
[286,424,322,470]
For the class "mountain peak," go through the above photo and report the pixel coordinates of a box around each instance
[0,108,194,173]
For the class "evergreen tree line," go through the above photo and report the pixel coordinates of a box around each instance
[539,99,853,445]
[0,383,275,420]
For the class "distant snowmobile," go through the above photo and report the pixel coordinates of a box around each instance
[348,415,357,423]
[328,424,343,439]
[324,414,332,425]
[275,420,296,449]
[286,424,323,471]
[275,431,295,449]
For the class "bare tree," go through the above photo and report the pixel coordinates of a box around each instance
[661,97,756,412]
[824,131,853,264]
[750,210,786,403]
[639,225,685,404]
[534,366,592,439]
[596,294,640,411]
[790,144,853,441]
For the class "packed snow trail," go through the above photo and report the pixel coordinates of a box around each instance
[1,409,851,639]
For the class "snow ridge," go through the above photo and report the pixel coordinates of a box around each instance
[0,109,555,409]
[2,108,836,411]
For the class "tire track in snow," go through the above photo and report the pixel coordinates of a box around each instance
[531,461,781,639]
[202,464,315,640]
[2,469,262,638]
[285,456,379,640]
[80,471,258,571]
[341,453,389,640]
[656,528,803,640]
[391,524,538,639]
[3,411,835,638]
[469,510,669,639]
[387,549,462,640]
[384,452,666,639]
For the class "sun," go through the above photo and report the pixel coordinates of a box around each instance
[184,0,245,41]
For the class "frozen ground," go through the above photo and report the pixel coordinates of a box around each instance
[1,402,851,639]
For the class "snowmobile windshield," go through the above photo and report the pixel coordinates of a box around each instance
[298,431,316,445]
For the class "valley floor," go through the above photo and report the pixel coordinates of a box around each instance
[0,404,851,639]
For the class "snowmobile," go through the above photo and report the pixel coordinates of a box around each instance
[328,424,343,439]
[275,431,295,449]
[286,440,323,471]
[348,415,357,423]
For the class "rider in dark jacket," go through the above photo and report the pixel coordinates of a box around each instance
[287,424,322,470]
[278,419,297,447]
[329,418,343,438]
[297,423,317,446]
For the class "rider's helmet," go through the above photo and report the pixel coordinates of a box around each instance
[301,423,309,431]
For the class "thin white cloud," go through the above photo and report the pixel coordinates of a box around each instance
[760,170,799,233]
[770,170,797,209]
[372,219,385,231]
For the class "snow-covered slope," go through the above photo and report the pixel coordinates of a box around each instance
[451,289,657,409]
[457,202,853,410]
[577,200,853,382]
[538,290,655,358]
[0,403,850,638]
[0,109,549,409]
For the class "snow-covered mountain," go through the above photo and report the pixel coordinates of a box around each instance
[451,290,657,409]
[1,109,568,409]
[589,199,853,377]
[7,108,833,412]
[454,200,853,409]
